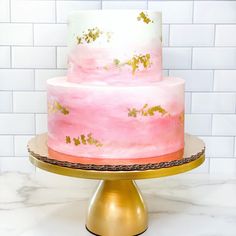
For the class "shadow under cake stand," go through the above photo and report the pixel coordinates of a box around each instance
[27,133,205,236]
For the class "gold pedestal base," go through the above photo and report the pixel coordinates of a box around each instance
[86,180,148,236]
[28,133,205,236]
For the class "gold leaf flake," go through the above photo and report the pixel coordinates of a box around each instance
[128,108,138,117]
[48,101,69,115]
[137,12,154,24]
[73,137,81,146]
[87,133,94,145]
[126,54,151,74]
[76,27,112,45]
[66,133,103,147]
[76,36,83,44]
[179,112,184,125]
[113,58,121,66]
[110,54,152,75]
[128,104,167,118]
[149,106,167,116]
[80,134,87,145]
[65,136,71,144]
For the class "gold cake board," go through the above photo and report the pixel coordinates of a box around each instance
[28,133,205,236]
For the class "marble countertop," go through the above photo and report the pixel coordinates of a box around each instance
[1,171,236,236]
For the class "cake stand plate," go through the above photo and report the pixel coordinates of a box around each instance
[28,133,205,236]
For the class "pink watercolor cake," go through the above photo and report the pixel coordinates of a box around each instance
[47,10,185,165]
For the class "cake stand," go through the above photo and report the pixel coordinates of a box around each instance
[27,133,205,236]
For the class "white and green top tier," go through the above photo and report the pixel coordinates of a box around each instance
[67,10,163,84]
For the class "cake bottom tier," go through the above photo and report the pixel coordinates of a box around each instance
[47,77,185,160]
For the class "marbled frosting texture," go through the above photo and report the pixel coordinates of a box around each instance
[67,11,162,83]
[47,77,184,159]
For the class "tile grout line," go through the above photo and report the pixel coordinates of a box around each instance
[211,69,215,141]
[189,92,192,114]
[168,24,170,47]
[1,22,236,25]
[55,0,57,23]
[55,0,58,70]
[0,22,233,26]
[233,136,236,158]
[9,0,15,158]
[9,0,11,23]
[32,24,36,91]
[2,68,236,71]
[192,0,194,24]
[54,0,58,71]
[55,46,58,69]
[190,0,194,72]
[1,111,236,115]
[1,91,236,95]
[0,133,235,138]
[4,45,236,48]
[32,19,36,166]
[31,2,37,173]
[213,24,216,47]
[208,157,211,173]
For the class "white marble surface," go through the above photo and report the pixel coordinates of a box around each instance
[1,171,236,236]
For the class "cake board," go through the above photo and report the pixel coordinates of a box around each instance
[28,133,205,236]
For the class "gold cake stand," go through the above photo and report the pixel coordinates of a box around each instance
[28,133,205,236]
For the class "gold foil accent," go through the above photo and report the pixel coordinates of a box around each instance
[73,137,81,146]
[110,54,152,75]
[65,136,71,144]
[48,101,69,115]
[76,27,113,44]
[179,112,184,125]
[137,12,154,24]
[113,58,121,66]
[126,54,151,74]
[128,104,167,117]
[66,133,103,147]
[81,134,87,145]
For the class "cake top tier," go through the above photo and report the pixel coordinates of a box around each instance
[67,10,163,85]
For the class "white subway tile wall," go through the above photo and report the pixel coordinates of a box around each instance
[13,92,47,113]
[12,47,56,68]
[35,69,66,90]
[163,47,192,69]
[192,48,236,69]
[34,24,67,46]
[0,92,12,112]
[0,24,33,45]
[35,114,47,134]
[0,0,235,174]
[57,47,69,68]
[0,0,9,22]
[11,1,55,23]
[0,46,10,68]
[215,25,236,47]
[14,135,34,156]
[170,25,215,47]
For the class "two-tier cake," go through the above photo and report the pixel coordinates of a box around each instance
[47,10,185,165]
